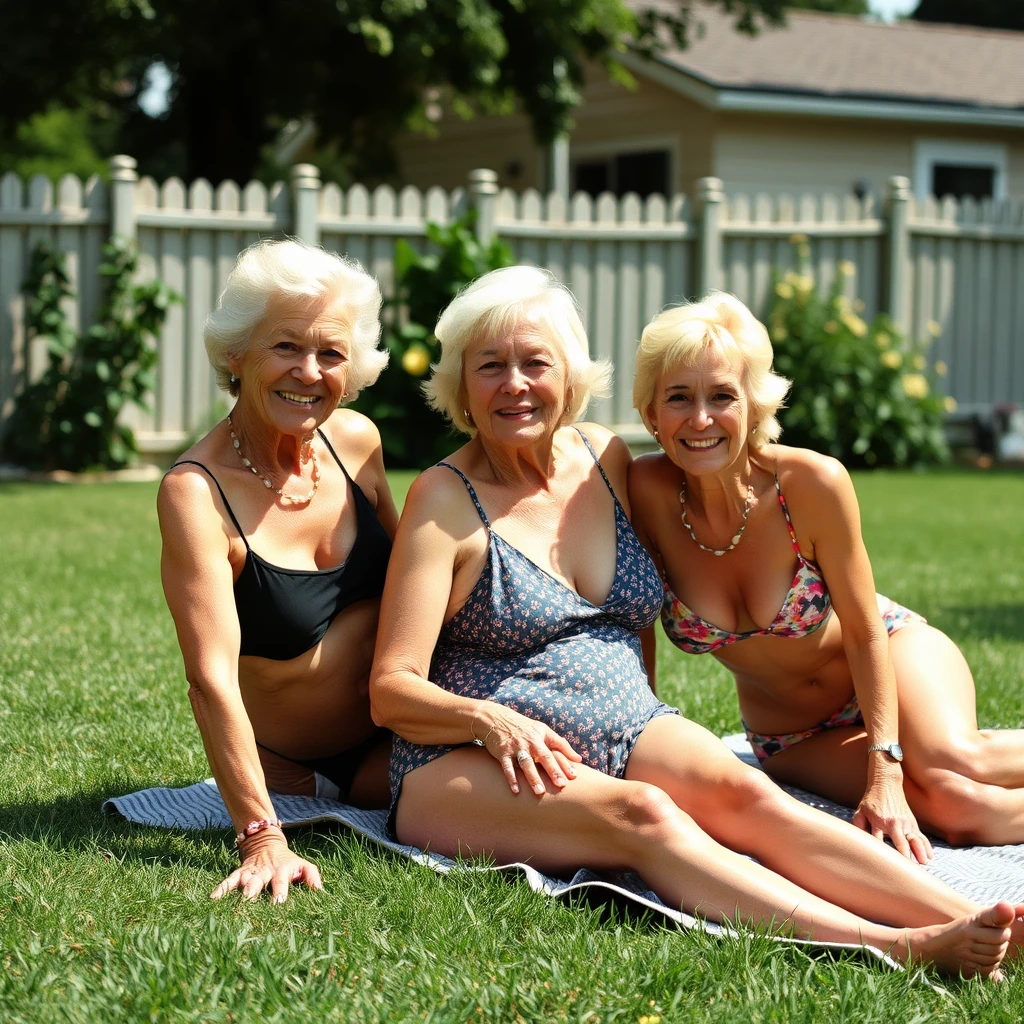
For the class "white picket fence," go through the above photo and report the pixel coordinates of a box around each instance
[1,156,1022,454]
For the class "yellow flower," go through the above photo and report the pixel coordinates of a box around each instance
[875,332,890,349]
[841,313,867,338]
[901,372,929,399]
[912,354,926,369]
[796,275,813,293]
[639,1017,662,1024]
[774,281,793,300]
[784,270,800,285]
[771,327,788,342]
[927,319,942,337]
[797,242,811,260]
[823,320,838,334]
[401,343,431,377]
[838,259,856,277]
[944,395,958,413]
[880,350,902,369]
[789,233,808,245]
[935,360,948,376]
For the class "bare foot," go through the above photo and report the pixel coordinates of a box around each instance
[896,901,1014,980]
[1005,903,1024,959]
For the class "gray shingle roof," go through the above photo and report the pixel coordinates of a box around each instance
[639,3,1024,110]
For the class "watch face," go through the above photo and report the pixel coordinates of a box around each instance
[890,743,904,762]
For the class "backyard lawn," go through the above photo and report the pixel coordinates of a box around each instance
[1,469,1023,1022]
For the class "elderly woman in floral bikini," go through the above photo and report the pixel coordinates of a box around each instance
[629,290,1024,863]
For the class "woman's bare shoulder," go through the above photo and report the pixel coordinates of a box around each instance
[319,407,383,462]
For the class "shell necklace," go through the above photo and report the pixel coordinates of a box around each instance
[227,414,319,505]
[679,479,754,556]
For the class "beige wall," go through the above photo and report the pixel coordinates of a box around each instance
[713,114,1024,199]
[393,65,716,195]
[393,64,1024,201]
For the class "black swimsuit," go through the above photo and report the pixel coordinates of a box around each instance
[173,429,391,794]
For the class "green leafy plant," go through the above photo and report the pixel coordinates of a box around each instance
[353,213,514,468]
[765,238,952,468]
[3,237,180,472]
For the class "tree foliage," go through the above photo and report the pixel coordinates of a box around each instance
[785,0,868,13]
[1,1,788,186]
[912,0,1024,31]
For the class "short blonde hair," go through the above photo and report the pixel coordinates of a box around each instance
[423,265,612,435]
[633,292,791,447]
[204,238,387,401]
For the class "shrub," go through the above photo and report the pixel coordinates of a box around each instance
[765,240,951,468]
[3,237,180,472]
[353,213,514,468]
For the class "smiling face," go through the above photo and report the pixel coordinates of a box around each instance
[648,345,751,475]
[462,318,569,447]
[230,290,352,436]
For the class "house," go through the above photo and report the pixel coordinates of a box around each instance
[393,5,1024,201]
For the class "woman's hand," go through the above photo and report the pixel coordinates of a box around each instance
[211,831,324,903]
[475,702,583,796]
[854,776,933,865]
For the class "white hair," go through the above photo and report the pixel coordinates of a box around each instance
[423,265,612,435]
[634,292,791,447]
[204,239,387,401]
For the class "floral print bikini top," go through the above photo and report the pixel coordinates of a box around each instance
[661,477,832,655]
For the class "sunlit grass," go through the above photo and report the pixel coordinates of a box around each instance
[1,470,1022,1022]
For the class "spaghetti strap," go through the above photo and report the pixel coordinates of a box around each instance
[437,462,491,528]
[573,427,617,498]
[170,460,250,550]
[773,473,802,555]
[316,428,350,479]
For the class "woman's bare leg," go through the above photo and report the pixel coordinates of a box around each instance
[396,747,1012,977]
[760,626,1024,847]
[625,715,1023,938]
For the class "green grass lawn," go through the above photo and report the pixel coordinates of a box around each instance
[1,469,1023,1022]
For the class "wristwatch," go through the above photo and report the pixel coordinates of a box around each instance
[867,741,904,763]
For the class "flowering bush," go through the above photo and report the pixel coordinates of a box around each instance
[765,239,952,468]
[352,214,513,468]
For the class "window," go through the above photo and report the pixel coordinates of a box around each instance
[571,149,670,199]
[913,141,1007,202]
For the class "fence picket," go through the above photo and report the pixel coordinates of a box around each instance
[2,160,1024,451]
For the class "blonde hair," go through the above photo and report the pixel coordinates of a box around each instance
[633,292,791,446]
[423,265,612,435]
[204,239,387,401]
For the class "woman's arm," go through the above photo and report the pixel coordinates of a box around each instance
[628,454,670,692]
[157,468,323,900]
[369,469,582,797]
[791,453,931,864]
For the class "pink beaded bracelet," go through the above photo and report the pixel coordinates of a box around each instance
[236,818,283,846]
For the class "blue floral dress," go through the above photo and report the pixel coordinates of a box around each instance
[389,430,678,815]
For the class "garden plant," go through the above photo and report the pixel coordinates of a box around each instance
[2,238,180,473]
[765,238,952,468]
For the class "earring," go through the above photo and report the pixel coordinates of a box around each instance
[463,409,474,427]
[230,374,238,384]
[652,428,663,449]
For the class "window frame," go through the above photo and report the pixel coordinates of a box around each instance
[912,139,1008,201]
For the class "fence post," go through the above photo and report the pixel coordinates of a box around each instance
[885,174,911,331]
[696,176,724,295]
[290,163,321,245]
[109,155,138,242]
[468,168,499,245]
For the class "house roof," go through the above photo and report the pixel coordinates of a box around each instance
[630,3,1024,114]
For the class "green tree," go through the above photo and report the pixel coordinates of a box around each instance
[786,0,868,13]
[912,0,1023,30]
[0,103,118,182]
[1,1,788,186]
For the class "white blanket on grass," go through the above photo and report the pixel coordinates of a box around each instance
[102,734,1024,971]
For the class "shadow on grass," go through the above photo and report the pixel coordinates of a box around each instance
[1,782,381,870]
[929,604,1024,644]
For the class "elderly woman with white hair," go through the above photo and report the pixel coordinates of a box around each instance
[629,291,1024,862]
[368,266,1020,979]
[158,239,398,903]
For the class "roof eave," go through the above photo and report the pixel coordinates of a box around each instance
[619,50,1024,129]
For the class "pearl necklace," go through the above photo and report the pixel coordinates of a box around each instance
[227,414,320,505]
[679,480,754,557]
